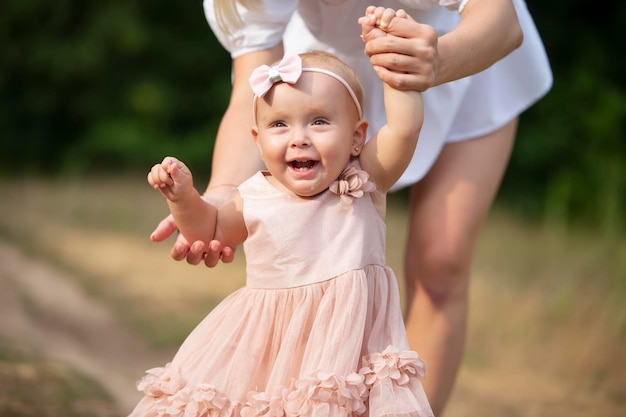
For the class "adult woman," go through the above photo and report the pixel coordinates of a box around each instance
[150,1,552,414]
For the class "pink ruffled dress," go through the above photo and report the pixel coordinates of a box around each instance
[129,163,434,417]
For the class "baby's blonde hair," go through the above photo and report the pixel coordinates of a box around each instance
[298,51,365,116]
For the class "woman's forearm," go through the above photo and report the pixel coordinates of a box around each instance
[204,46,284,194]
[434,0,523,87]
[205,97,265,191]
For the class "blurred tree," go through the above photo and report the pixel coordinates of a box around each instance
[0,0,231,177]
[0,0,624,230]
[501,0,625,232]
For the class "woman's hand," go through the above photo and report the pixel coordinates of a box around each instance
[150,200,235,267]
[359,6,438,92]
[148,171,235,268]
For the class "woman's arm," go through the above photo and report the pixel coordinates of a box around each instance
[435,0,523,86]
[362,0,523,91]
[204,44,285,193]
[149,45,284,265]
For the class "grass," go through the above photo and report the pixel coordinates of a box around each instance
[1,175,625,416]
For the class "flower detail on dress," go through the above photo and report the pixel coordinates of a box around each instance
[136,364,233,417]
[329,163,376,205]
[132,348,430,416]
[186,384,231,417]
[285,372,368,417]
[241,390,287,417]
[359,345,426,387]
[137,362,185,398]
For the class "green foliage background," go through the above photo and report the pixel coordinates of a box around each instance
[1,0,624,231]
[1,0,232,178]
[500,1,626,233]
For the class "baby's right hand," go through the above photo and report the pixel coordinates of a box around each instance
[147,156,193,201]
[359,5,435,92]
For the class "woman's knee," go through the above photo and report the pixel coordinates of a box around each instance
[407,241,471,305]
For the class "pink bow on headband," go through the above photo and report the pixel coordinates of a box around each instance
[249,53,303,98]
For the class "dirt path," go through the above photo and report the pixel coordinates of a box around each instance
[0,239,173,414]
[1,233,624,417]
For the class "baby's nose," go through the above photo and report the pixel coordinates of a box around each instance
[290,130,311,147]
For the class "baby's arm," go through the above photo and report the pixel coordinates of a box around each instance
[358,8,424,192]
[147,157,246,248]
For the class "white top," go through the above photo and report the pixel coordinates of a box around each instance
[203,0,553,190]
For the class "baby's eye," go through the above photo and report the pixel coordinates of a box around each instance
[271,121,287,128]
[312,118,328,126]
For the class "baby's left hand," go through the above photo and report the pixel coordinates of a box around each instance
[358,6,410,39]
[147,156,194,201]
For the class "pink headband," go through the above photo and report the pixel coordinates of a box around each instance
[248,53,363,122]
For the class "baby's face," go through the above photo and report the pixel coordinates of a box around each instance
[252,71,362,197]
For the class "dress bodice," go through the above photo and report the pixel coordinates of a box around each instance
[238,171,386,288]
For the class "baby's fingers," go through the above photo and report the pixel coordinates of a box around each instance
[147,163,173,188]
[366,6,398,29]
[359,16,384,40]
[395,9,415,23]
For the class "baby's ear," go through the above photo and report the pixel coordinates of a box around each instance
[251,127,263,155]
[351,119,368,156]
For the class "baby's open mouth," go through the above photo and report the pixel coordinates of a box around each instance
[290,160,317,170]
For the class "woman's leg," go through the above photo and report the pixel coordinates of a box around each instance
[404,118,518,415]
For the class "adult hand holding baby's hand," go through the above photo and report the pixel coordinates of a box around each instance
[150,214,235,267]
[148,159,236,267]
[359,6,438,92]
